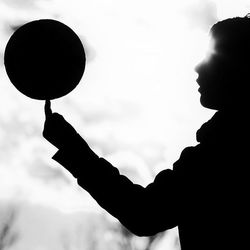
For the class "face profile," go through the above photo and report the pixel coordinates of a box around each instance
[195,36,227,110]
[195,35,236,111]
[195,16,250,111]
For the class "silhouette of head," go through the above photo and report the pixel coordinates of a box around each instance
[195,15,250,110]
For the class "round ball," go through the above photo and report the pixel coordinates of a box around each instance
[4,19,86,100]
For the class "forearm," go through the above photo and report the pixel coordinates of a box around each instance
[53,143,178,235]
[42,109,178,233]
[53,148,151,233]
[77,158,179,235]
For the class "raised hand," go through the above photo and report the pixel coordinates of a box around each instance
[43,100,78,149]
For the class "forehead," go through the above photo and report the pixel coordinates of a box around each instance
[209,27,243,57]
[201,35,217,63]
[200,34,234,67]
[207,35,216,52]
[207,32,234,60]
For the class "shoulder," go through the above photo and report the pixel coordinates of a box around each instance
[151,145,202,185]
[172,144,204,173]
[177,144,202,162]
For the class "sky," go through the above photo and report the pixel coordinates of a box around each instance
[1,0,250,250]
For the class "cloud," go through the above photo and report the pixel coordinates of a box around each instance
[79,36,96,63]
[183,0,218,32]
[0,53,3,67]
[28,159,71,185]
[0,200,115,250]
[1,0,40,10]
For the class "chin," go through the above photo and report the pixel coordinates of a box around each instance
[200,97,220,110]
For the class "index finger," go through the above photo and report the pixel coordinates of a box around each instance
[45,100,52,119]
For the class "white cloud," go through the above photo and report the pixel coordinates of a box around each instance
[183,0,218,31]
[1,1,250,249]
[1,0,40,10]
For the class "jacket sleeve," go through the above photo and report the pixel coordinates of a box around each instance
[52,135,180,236]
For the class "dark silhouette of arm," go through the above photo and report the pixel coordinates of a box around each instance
[43,103,180,236]
[52,136,179,236]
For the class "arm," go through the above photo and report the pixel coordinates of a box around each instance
[43,102,179,236]
[53,141,179,236]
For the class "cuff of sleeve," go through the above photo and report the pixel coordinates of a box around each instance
[52,150,65,164]
[52,138,100,178]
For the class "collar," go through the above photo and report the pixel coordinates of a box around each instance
[196,110,247,144]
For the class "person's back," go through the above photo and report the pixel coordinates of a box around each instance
[178,16,250,248]
[180,16,250,248]
[175,111,249,249]
[43,16,250,249]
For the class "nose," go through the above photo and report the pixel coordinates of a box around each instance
[194,60,205,86]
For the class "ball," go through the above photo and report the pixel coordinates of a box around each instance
[4,19,86,100]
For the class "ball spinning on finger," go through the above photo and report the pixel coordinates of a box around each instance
[4,19,86,100]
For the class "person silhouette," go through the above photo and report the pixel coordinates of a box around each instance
[43,16,250,250]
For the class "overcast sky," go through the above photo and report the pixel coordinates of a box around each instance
[1,1,250,250]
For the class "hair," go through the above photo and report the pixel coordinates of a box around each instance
[210,15,250,67]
